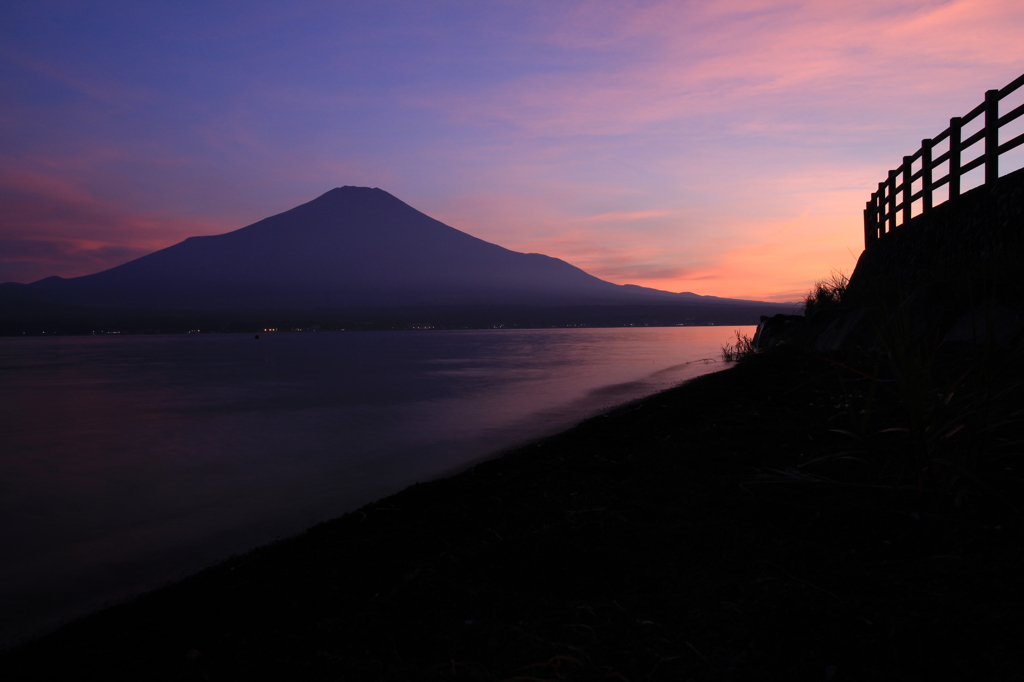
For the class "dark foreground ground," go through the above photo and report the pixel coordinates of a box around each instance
[2,346,1023,681]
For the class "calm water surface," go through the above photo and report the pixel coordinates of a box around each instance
[0,326,750,644]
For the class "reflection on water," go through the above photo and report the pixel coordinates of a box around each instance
[0,326,750,644]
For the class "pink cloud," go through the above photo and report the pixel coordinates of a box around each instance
[0,166,233,283]
[411,0,1024,141]
[579,210,669,222]
[3,1,1022,302]
[400,2,1024,300]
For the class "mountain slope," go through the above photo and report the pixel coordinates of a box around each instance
[3,187,795,330]
[29,187,708,310]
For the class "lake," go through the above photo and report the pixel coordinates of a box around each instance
[0,325,751,645]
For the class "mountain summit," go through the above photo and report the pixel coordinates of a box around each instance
[6,188,792,330]
[31,187,668,308]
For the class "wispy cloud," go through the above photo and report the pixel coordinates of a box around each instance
[0,165,233,282]
[579,210,669,222]
[0,1,1021,297]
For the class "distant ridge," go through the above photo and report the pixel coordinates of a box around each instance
[2,188,794,332]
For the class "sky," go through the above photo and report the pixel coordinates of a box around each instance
[2,1,1023,303]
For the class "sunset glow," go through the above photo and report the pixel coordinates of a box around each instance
[2,1,1023,301]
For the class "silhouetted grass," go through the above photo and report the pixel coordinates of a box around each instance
[803,270,849,314]
[761,298,1024,521]
[720,329,756,362]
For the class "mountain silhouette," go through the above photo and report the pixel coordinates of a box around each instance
[4,187,792,330]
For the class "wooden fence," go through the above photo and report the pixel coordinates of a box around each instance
[864,73,1024,248]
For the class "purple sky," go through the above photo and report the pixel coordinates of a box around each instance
[2,1,1023,301]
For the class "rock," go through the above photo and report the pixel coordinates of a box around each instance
[880,280,963,349]
[814,308,879,352]
[753,314,807,350]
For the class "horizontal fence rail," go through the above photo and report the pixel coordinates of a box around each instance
[864,72,1024,248]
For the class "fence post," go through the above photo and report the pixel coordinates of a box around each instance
[876,190,884,238]
[949,116,962,199]
[985,89,999,185]
[887,169,897,232]
[872,192,881,240]
[902,156,913,224]
[864,203,872,247]
[877,181,886,234]
[920,138,933,212]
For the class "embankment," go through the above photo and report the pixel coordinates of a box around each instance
[2,348,1022,680]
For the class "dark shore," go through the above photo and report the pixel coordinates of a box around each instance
[2,346,1023,681]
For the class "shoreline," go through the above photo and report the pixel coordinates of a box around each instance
[0,327,737,652]
[3,348,1023,679]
